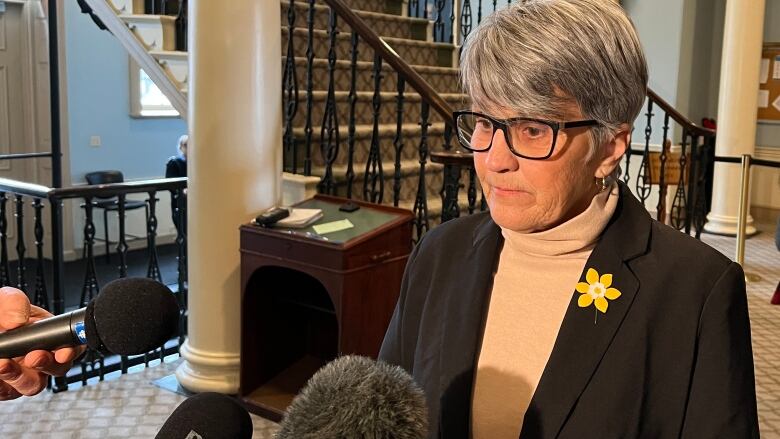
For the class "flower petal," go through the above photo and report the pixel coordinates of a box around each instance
[595,297,608,313]
[600,273,613,288]
[605,288,622,300]
[578,294,594,308]
[576,282,591,294]
[586,268,599,285]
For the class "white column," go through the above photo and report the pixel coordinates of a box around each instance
[176,0,282,393]
[704,0,764,236]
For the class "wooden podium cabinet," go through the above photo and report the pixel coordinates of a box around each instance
[238,195,413,420]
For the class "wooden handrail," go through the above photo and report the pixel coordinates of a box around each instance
[52,177,187,200]
[646,89,715,138]
[321,0,455,123]
[430,150,473,167]
[0,177,187,201]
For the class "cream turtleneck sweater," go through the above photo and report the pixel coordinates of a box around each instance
[471,183,619,439]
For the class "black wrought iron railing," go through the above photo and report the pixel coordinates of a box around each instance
[283,0,460,241]
[0,177,187,391]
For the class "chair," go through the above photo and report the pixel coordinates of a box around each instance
[85,170,149,262]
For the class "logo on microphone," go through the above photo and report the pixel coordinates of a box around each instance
[75,322,87,343]
[185,431,203,439]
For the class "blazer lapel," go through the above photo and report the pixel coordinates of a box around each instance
[522,183,652,438]
[438,214,503,438]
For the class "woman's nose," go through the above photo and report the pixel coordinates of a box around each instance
[484,128,519,173]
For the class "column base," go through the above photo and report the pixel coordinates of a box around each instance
[703,211,758,237]
[175,339,241,394]
[282,172,321,206]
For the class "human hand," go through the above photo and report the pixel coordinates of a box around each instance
[0,287,83,400]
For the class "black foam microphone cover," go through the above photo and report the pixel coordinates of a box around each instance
[155,392,254,439]
[84,277,180,355]
[275,355,428,439]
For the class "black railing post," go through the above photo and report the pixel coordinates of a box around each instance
[174,188,188,343]
[15,196,27,294]
[393,77,406,207]
[283,0,299,174]
[413,102,431,240]
[636,100,654,205]
[32,199,48,310]
[318,9,340,195]
[686,135,701,236]
[468,167,478,214]
[47,0,62,190]
[81,197,99,306]
[304,0,316,176]
[50,197,67,393]
[440,164,461,222]
[116,195,128,278]
[364,53,385,203]
[146,192,162,282]
[345,32,359,199]
[670,131,689,231]
[0,193,9,287]
[656,113,670,223]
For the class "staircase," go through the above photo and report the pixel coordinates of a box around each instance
[79,0,472,228]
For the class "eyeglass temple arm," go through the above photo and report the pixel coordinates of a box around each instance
[560,120,599,128]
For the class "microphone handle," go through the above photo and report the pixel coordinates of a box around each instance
[0,308,86,359]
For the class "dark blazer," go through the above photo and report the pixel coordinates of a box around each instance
[165,155,187,230]
[379,183,759,439]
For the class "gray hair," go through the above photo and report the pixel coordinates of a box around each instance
[177,134,188,151]
[460,0,648,162]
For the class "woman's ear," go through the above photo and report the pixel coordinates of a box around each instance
[595,125,630,178]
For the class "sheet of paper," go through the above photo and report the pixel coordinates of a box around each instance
[759,89,769,108]
[313,219,354,235]
[761,58,770,84]
[773,56,780,80]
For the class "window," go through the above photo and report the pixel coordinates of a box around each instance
[129,59,179,118]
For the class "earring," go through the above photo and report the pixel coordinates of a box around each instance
[595,176,609,192]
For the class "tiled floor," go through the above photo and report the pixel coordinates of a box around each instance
[0,224,777,438]
[0,360,280,438]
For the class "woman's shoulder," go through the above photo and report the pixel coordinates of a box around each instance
[166,155,185,165]
[637,220,738,306]
[647,220,731,268]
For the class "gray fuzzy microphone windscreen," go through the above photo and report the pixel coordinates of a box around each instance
[275,355,428,439]
[84,277,180,355]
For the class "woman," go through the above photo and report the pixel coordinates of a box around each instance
[379,1,758,438]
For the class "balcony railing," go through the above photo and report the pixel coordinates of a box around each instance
[0,176,187,391]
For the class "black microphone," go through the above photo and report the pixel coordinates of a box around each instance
[0,277,180,359]
[275,355,428,439]
[155,392,254,439]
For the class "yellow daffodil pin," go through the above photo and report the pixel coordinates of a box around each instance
[576,268,621,323]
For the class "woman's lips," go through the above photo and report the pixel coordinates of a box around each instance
[490,186,530,197]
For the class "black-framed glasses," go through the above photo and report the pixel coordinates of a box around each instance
[453,110,600,160]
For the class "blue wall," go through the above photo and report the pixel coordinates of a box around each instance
[64,1,187,183]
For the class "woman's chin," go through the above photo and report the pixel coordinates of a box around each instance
[488,203,543,232]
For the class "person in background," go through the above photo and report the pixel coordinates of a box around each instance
[166,135,187,235]
[0,288,81,400]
